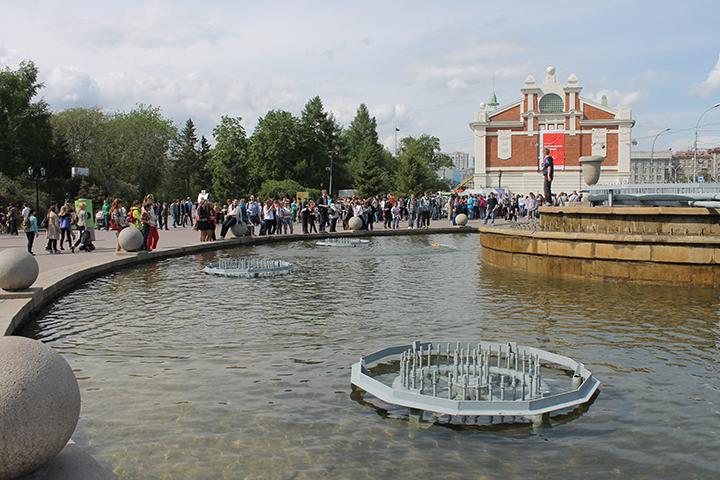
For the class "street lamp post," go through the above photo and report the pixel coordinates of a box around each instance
[650,127,671,183]
[693,103,720,183]
[27,166,46,212]
[326,150,337,195]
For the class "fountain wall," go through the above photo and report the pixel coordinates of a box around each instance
[480,206,720,287]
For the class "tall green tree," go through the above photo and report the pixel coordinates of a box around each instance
[248,109,302,192]
[108,105,176,198]
[298,96,342,190]
[51,106,115,200]
[50,106,108,170]
[341,103,392,194]
[0,60,53,177]
[169,118,202,199]
[208,116,250,200]
[197,135,213,193]
[354,137,387,198]
[394,134,453,196]
[51,105,176,201]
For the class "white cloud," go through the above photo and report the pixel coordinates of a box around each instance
[88,67,306,137]
[0,47,29,71]
[407,40,539,96]
[45,66,100,107]
[688,52,720,98]
[51,2,229,51]
[590,89,645,108]
[373,103,412,127]
[629,70,671,84]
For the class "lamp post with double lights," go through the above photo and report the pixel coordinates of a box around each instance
[27,166,46,212]
[693,103,720,183]
[650,127,671,183]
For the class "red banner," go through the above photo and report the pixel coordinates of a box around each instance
[540,131,565,170]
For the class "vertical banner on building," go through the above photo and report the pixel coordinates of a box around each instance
[540,130,565,171]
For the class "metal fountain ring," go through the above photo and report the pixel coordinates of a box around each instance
[351,340,600,417]
[316,238,371,247]
[203,259,293,278]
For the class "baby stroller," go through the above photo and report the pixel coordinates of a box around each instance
[77,229,96,252]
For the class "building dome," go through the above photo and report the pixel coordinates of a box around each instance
[488,92,499,108]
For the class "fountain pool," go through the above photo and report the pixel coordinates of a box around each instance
[20,233,720,479]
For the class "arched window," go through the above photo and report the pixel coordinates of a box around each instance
[539,93,564,113]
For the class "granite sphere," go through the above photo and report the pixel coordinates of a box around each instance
[118,227,144,252]
[0,337,81,479]
[0,248,39,291]
[348,216,363,231]
[231,222,248,237]
[455,213,468,226]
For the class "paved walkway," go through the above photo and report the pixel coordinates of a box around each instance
[0,216,503,273]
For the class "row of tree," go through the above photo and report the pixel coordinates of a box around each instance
[1,60,453,212]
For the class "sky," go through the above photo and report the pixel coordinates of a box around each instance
[2,0,720,159]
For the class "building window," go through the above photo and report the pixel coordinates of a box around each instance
[539,94,564,113]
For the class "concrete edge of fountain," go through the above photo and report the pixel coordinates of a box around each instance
[480,212,720,287]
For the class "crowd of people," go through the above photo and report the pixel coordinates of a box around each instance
[2,188,583,255]
[450,190,583,225]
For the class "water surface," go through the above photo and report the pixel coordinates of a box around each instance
[21,234,720,479]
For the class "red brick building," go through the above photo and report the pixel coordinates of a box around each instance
[470,67,635,194]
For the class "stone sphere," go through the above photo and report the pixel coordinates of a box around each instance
[118,227,144,252]
[0,248,39,291]
[455,213,468,226]
[0,337,80,479]
[348,216,363,231]
[231,221,249,237]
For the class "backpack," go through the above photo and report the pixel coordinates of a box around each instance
[22,216,32,230]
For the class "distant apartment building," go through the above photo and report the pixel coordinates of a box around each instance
[672,150,717,182]
[448,151,472,170]
[630,151,673,183]
[629,149,719,183]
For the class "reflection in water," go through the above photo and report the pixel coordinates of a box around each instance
[20,234,720,479]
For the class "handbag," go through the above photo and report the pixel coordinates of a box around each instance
[109,218,124,231]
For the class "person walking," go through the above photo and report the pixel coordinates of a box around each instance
[160,202,169,230]
[24,208,38,255]
[407,193,418,229]
[46,205,61,254]
[142,199,160,250]
[280,199,293,234]
[317,190,330,233]
[419,192,432,228]
[70,202,90,253]
[484,193,499,225]
[109,199,132,252]
[58,203,74,250]
[102,199,111,231]
[8,203,20,235]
